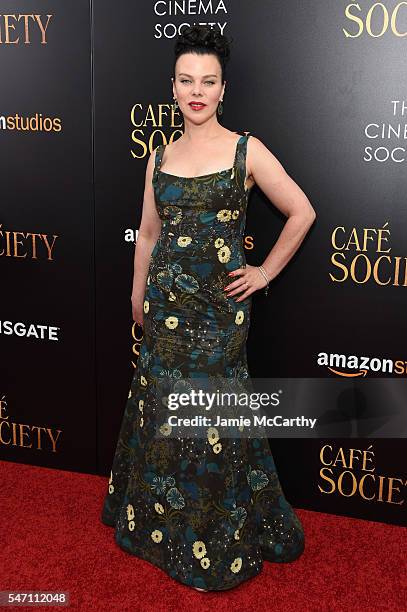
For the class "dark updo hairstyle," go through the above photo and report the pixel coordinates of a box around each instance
[173,25,233,83]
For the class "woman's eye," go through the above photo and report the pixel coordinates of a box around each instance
[179,79,215,85]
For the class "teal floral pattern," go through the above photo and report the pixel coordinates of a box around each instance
[101,134,305,591]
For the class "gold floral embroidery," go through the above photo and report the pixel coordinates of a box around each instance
[192,541,207,559]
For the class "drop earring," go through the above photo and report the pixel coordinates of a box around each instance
[173,97,179,109]
[217,100,223,116]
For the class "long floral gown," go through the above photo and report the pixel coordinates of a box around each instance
[101,133,305,591]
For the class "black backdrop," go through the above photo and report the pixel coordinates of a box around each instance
[1,1,406,526]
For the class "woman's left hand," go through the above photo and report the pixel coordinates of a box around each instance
[223,264,268,302]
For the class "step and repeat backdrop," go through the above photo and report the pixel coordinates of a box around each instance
[1,1,406,526]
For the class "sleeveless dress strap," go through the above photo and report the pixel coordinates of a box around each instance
[232,134,246,166]
[232,134,250,189]
[154,144,165,172]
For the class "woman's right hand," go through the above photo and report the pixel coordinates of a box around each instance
[131,295,144,327]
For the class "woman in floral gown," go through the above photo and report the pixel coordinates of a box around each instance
[101,25,316,592]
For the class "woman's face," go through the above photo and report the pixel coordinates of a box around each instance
[172,52,225,122]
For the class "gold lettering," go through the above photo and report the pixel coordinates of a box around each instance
[359,473,376,500]
[318,467,336,493]
[0,14,53,44]
[338,470,358,496]
[387,477,405,504]
[343,2,407,37]
[318,443,405,506]
[362,444,375,471]
[320,443,333,465]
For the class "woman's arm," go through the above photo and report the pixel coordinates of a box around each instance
[248,136,316,283]
[226,136,316,302]
[131,148,162,325]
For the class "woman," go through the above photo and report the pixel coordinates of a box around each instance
[101,25,316,592]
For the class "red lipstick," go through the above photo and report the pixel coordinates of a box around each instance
[189,101,207,111]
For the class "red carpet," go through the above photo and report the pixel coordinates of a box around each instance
[0,460,405,611]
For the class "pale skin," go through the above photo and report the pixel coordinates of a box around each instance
[132,52,316,325]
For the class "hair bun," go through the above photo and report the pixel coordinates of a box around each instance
[176,25,232,62]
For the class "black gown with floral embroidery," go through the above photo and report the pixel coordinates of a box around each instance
[101,134,305,591]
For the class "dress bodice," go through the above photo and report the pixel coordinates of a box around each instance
[147,133,252,326]
[151,134,251,258]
